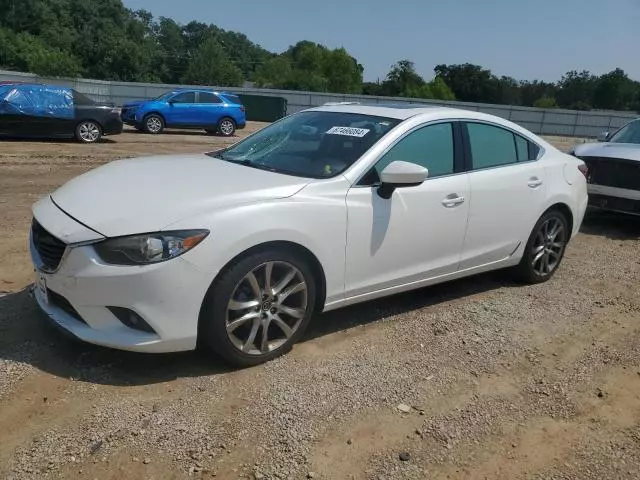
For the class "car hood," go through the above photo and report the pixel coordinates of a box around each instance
[122,100,145,108]
[573,142,640,161]
[51,154,310,237]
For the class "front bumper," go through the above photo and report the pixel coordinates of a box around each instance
[30,202,211,353]
[587,184,640,216]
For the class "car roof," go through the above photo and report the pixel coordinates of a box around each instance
[309,102,479,120]
[172,88,237,95]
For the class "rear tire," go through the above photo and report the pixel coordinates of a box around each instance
[200,248,316,367]
[217,117,236,137]
[75,121,102,143]
[143,114,164,134]
[514,209,569,284]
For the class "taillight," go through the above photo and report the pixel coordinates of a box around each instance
[578,163,588,179]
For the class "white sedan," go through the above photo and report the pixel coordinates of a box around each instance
[30,104,588,366]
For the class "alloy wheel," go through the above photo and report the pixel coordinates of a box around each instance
[219,119,235,136]
[225,261,308,355]
[530,216,566,276]
[78,122,100,142]
[146,116,163,133]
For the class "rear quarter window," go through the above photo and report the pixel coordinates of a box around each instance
[222,94,243,105]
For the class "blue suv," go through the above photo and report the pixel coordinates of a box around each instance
[121,89,246,136]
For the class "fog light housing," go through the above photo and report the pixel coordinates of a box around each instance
[108,307,156,333]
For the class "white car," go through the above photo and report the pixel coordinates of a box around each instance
[30,104,588,366]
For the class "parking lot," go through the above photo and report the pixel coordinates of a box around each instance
[1,125,639,480]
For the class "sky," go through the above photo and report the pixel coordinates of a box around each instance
[122,0,640,83]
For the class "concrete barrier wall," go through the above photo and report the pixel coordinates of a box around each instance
[1,69,637,138]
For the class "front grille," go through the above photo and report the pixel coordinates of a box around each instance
[579,156,640,191]
[31,219,67,271]
[48,289,87,325]
[121,107,137,120]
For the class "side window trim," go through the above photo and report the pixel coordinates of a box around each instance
[355,120,464,187]
[462,120,545,173]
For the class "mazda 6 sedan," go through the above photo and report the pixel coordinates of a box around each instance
[30,104,588,366]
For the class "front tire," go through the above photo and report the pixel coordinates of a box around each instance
[143,114,164,134]
[515,209,569,284]
[75,121,102,143]
[217,117,236,137]
[200,249,316,367]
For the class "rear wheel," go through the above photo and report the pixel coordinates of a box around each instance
[75,121,102,143]
[217,117,236,137]
[143,114,164,134]
[515,209,569,284]
[200,249,316,367]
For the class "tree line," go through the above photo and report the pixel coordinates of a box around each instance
[0,0,639,112]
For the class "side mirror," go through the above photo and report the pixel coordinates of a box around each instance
[377,161,428,199]
[597,131,610,142]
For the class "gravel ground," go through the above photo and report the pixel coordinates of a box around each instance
[0,128,639,480]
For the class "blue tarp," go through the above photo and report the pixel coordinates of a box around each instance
[0,85,74,119]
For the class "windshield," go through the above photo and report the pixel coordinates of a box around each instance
[151,91,175,102]
[609,120,640,144]
[208,111,401,178]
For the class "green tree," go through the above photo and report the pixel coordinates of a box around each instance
[533,96,557,108]
[556,70,597,110]
[428,77,455,100]
[181,35,243,86]
[434,63,497,102]
[592,68,637,110]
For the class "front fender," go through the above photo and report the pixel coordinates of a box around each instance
[170,189,349,308]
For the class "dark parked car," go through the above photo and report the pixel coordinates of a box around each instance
[570,118,640,216]
[0,83,123,143]
[121,89,246,136]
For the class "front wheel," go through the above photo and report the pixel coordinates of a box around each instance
[515,209,569,284]
[200,249,316,367]
[217,117,236,137]
[75,121,102,143]
[143,114,164,134]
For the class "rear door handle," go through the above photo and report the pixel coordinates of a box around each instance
[528,177,543,188]
[442,194,465,208]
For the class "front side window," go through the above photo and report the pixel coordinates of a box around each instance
[171,91,196,104]
[374,123,455,180]
[467,122,520,169]
[609,120,640,144]
[208,111,400,178]
[198,92,222,104]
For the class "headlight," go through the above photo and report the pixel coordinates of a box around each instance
[94,230,209,265]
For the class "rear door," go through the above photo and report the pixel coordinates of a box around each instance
[194,91,224,127]
[459,121,545,269]
[165,91,196,126]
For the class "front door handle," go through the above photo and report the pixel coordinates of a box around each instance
[528,177,543,188]
[442,194,465,208]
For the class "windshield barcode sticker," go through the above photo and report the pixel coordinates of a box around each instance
[326,126,370,137]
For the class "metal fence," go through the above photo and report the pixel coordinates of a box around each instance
[1,69,637,138]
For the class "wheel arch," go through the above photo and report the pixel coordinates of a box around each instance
[542,202,574,236]
[197,240,328,337]
[143,111,166,122]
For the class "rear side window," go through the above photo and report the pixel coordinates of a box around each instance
[466,122,540,170]
[222,94,243,105]
[171,91,196,104]
[198,92,222,104]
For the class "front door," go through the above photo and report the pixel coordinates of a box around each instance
[345,122,470,299]
[165,91,197,126]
